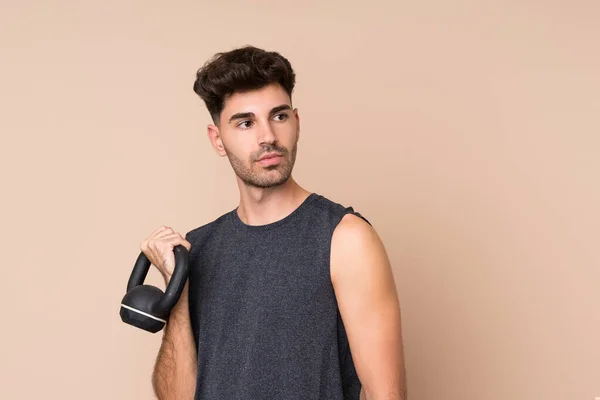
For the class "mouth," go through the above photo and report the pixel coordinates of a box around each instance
[257,153,283,161]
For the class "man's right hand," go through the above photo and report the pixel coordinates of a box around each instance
[140,225,192,285]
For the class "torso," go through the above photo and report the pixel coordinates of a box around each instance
[185,193,366,400]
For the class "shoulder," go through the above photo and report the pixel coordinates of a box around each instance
[308,193,372,226]
[185,211,232,251]
[332,212,378,252]
[330,212,389,283]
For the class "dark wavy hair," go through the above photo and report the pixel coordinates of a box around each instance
[193,45,296,124]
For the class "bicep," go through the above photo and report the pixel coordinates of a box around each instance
[331,214,406,398]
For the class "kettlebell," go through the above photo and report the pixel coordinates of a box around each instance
[119,245,189,333]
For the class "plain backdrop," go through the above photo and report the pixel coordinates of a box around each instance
[1,1,599,399]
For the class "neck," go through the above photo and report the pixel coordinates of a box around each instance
[235,177,312,226]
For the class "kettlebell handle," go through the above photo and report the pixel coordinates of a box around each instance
[126,245,189,316]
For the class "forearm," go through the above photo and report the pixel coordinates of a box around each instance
[359,358,407,400]
[152,282,197,400]
[361,387,407,400]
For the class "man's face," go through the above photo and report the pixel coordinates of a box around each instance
[209,83,300,189]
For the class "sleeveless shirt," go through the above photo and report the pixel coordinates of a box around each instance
[185,193,370,400]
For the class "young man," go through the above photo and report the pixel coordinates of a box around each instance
[140,45,406,400]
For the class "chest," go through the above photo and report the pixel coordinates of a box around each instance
[190,235,336,329]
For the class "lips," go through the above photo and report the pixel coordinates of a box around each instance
[257,153,282,161]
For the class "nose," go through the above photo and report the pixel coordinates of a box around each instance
[256,120,277,146]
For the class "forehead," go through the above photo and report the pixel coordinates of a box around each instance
[222,83,291,117]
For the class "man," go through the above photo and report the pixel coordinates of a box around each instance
[140,45,406,399]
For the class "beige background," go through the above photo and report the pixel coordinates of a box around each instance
[1,1,599,399]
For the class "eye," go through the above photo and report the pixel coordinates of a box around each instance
[237,120,253,129]
[273,113,288,122]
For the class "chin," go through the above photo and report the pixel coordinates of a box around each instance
[242,170,292,188]
[256,175,290,188]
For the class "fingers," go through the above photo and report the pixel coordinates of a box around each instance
[149,224,170,237]
[154,226,176,239]
[162,253,176,272]
[158,233,192,251]
[141,226,170,252]
[139,226,192,280]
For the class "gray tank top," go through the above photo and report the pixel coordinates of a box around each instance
[185,193,369,399]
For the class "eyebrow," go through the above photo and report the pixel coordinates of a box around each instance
[228,104,292,124]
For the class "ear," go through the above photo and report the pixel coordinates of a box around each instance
[207,124,227,157]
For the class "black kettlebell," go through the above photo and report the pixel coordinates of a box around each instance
[119,245,189,333]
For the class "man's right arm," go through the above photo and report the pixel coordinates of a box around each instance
[140,226,197,399]
[151,281,197,399]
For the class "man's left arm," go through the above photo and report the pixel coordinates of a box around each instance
[331,213,407,400]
